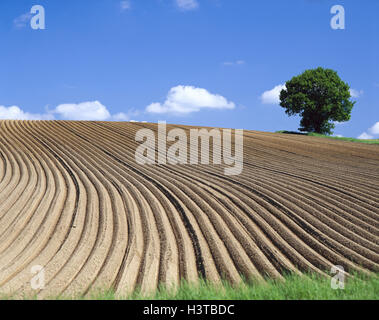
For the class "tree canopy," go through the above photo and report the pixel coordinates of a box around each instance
[279,67,355,135]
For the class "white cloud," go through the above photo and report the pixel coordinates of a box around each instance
[146,85,235,115]
[120,0,131,11]
[14,12,32,28]
[349,89,364,98]
[53,101,111,121]
[52,101,138,121]
[112,112,130,121]
[357,132,374,140]
[333,134,344,138]
[356,122,379,140]
[0,101,135,122]
[223,60,245,66]
[369,122,379,135]
[176,0,199,11]
[260,84,286,105]
[0,105,53,120]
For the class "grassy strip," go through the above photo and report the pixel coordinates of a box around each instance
[2,273,377,300]
[307,132,379,144]
[85,272,379,300]
[275,131,379,145]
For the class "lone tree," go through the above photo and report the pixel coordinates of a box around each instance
[279,67,355,135]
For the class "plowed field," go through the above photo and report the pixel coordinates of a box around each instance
[0,120,378,298]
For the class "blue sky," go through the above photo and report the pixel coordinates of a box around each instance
[0,0,378,138]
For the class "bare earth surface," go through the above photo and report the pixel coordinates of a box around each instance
[0,120,378,298]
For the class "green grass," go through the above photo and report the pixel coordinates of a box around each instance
[83,272,379,300]
[275,131,379,145]
[2,272,378,300]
